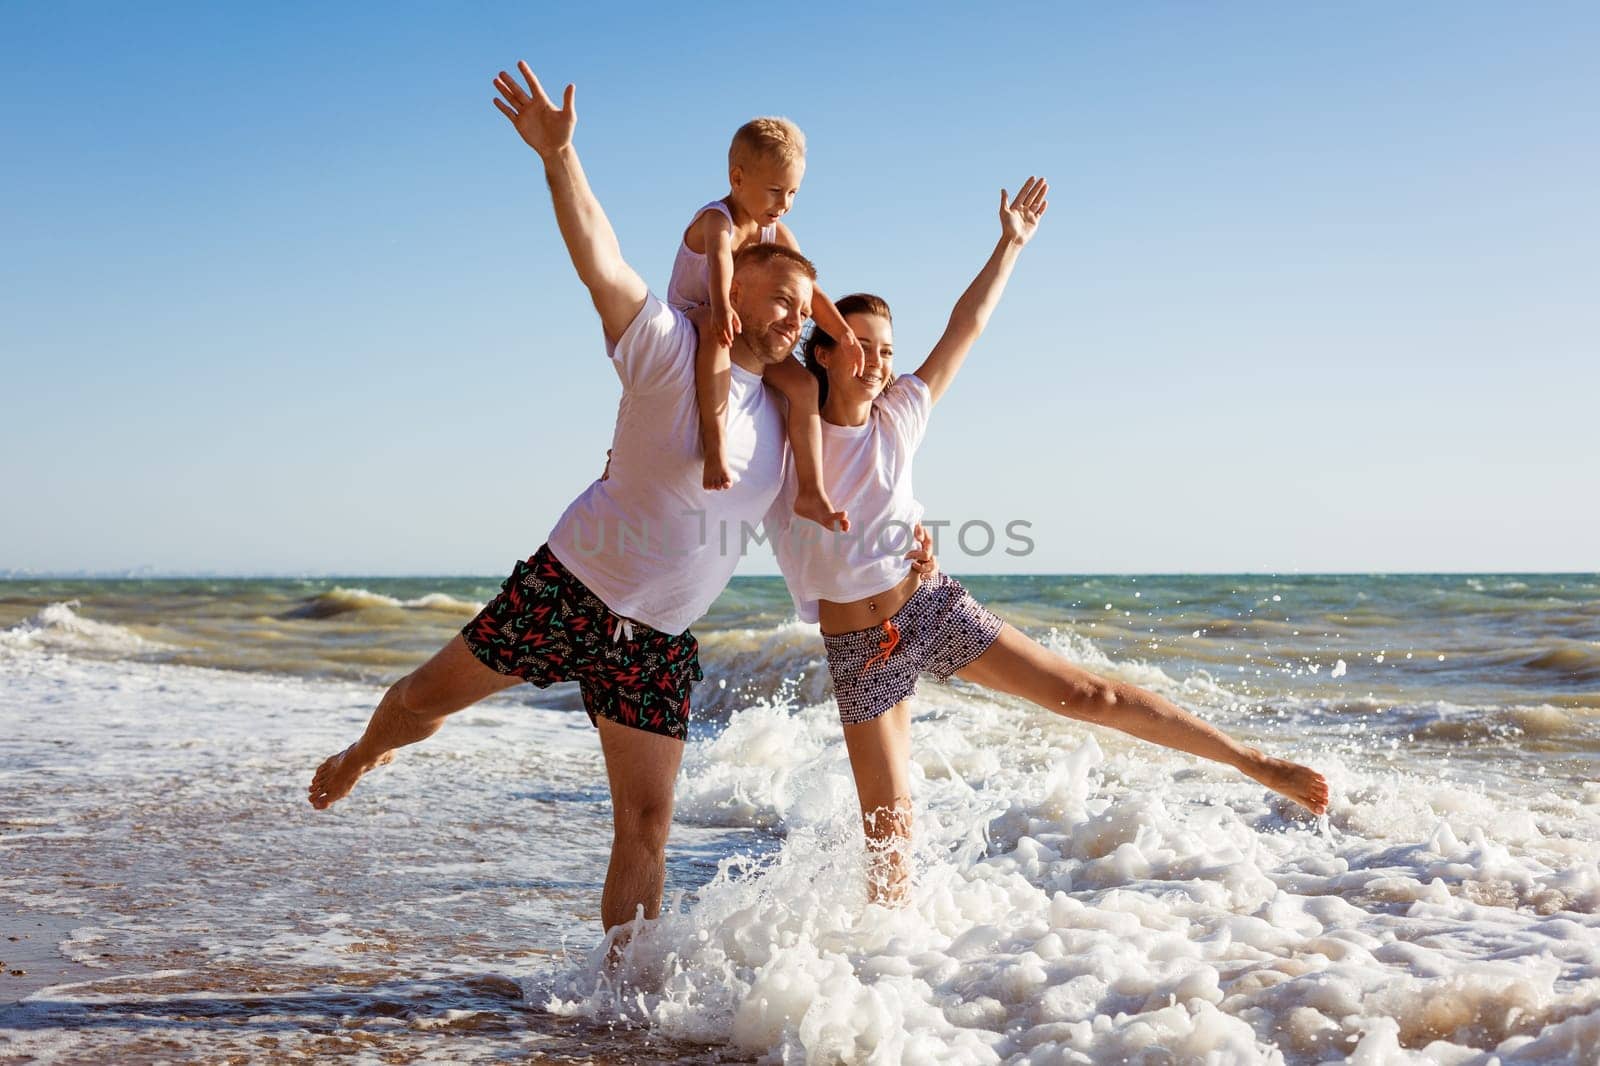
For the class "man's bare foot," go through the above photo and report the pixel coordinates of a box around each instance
[703,454,732,491]
[794,489,848,532]
[308,743,395,810]
[1242,750,1329,815]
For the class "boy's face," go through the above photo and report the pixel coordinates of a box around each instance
[731,157,805,227]
[822,312,894,402]
[729,262,812,364]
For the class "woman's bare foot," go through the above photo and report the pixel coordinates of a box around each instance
[861,803,913,906]
[865,838,912,907]
[1241,750,1329,815]
[308,743,395,810]
[794,488,848,532]
[703,454,733,491]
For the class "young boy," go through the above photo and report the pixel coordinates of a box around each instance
[667,117,862,531]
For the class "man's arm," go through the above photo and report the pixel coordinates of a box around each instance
[912,176,1049,406]
[493,62,647,346]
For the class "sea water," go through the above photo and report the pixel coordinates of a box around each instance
[1,574,1597,1063]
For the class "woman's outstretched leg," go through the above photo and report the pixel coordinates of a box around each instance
[841,701,915,904]
[956,624,1329,814]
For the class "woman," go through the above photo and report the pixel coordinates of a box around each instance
[772,176,1329,901]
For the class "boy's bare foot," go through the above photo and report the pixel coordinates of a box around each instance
[308,743,395,810]
[795,489,848,532]
[703,455,733,491]
[1241,750,1329,815]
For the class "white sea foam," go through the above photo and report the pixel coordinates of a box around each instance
[0,601,171,658]
[286,586,482,618]
[551,680,1600,1063]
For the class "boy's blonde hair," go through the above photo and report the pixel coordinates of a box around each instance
[729,117,806,169]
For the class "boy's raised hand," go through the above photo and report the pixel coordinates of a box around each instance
[840,330,866,376]
[712,301,741,349]
[1000,176,1049,246]
[493,61,576,159]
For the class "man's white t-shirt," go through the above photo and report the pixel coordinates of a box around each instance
[546,294,788,635]
[769,373,933,623]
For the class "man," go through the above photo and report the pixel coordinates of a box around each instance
[307,62,933,937]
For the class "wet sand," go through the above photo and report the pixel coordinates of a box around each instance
[0,911,106,1009]
[0,904,749,1064]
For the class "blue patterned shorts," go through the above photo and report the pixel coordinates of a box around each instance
[822,574,1005,725]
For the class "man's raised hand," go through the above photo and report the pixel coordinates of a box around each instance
[493,61,576,159]
[999,176,1049,247]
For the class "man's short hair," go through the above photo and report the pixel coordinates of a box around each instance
[732,242,817,282]
[729,117,806,169]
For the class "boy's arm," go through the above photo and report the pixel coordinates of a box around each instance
[493,62,647,346]
[808,287,863,373]
[704,211,740,347]
[913,177,1049,406]
[775,225,862,372]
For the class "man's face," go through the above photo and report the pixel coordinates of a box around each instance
[730,262,812,365]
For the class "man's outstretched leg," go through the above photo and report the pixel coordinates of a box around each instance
[308,634,520,809]
[596,716,685,933]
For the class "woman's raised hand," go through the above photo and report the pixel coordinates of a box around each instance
[999,176,1049,246]
[493,61,576,159]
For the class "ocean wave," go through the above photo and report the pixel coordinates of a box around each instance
[1521,642,1600,684]
[280,587,482,620]
[1409,702,1582,743]
[694,620,832,719]
[0,602,171,658]
[1266,692,1593,747]
[1039,628,1188,692]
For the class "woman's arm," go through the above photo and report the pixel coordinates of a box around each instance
[912,176,1048,406]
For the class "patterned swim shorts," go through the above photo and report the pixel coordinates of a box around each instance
[460,545,702,741]
[822,574,1005,725]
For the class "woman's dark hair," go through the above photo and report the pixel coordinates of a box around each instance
[801,293,893,405]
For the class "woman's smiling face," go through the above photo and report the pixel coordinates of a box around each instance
[825,311,895,403]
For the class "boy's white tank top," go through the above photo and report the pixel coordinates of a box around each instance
[666,200,778,312]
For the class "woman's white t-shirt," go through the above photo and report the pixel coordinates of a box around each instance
[769,373,933,622]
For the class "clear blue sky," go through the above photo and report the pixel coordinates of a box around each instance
[2,2,1595,575]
